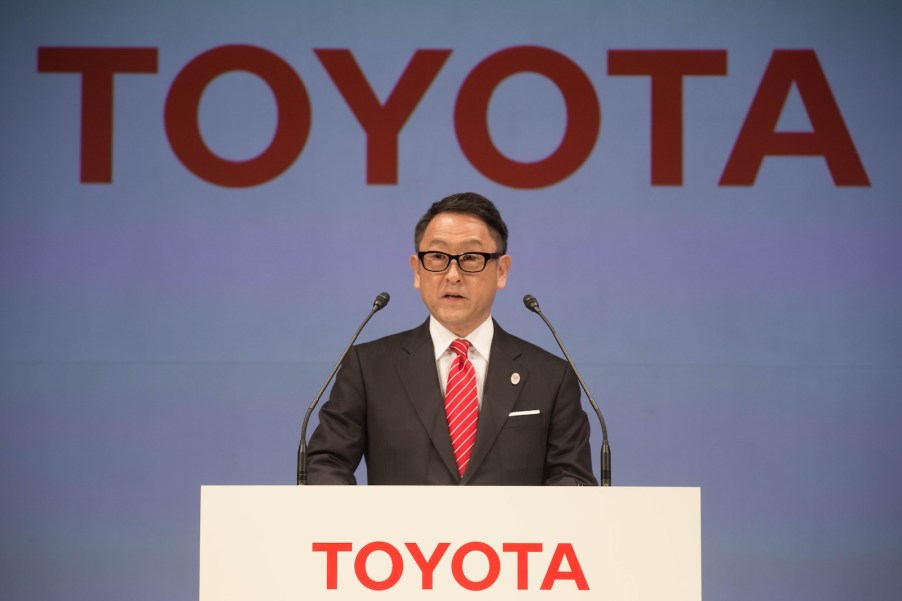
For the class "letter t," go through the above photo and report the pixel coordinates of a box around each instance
[37,47,158,183]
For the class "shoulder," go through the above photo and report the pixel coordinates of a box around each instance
[355,319,431,357]
[493,321,566,368]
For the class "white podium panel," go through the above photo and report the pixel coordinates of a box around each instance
[200,486,700,600]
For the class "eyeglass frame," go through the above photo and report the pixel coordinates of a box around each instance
[416,250,503,273]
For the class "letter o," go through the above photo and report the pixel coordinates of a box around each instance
[451,542,501,591]
[353,542,404,591]
[454,46,600,189]
[164,44,310,187]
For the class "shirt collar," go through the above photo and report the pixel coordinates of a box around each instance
[429,315,494,362]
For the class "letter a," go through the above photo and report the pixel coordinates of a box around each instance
[721,50,869,186]
[540,543,589,590]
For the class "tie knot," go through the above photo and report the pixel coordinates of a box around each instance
[449,338,471,358]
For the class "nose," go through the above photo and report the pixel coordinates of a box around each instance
[444,258,463,281]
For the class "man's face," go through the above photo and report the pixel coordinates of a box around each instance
[410,211,511,337]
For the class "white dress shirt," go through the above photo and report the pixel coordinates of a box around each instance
[429,315,494,408]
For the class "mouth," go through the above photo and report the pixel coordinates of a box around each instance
[442,293,466,301]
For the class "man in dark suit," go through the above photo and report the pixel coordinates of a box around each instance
[307,192,596,485]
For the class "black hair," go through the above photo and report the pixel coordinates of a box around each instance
[413,192,509,254]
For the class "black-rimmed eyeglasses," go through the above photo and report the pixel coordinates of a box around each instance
[417,251,502,273]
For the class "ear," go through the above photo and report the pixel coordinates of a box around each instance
[409,254,421,289]
[496,255,511,289]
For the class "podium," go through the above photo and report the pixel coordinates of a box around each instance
[200,486,700,600]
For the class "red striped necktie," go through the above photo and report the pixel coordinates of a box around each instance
[444,338,479,477]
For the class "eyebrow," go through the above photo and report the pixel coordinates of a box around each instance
[424,238,487,249]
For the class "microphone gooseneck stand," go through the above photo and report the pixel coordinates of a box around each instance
[296,292,390,485]
[523,294,611,486]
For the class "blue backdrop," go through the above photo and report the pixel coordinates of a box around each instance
[1,1,900,601]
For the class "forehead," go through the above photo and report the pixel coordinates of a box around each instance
[420,212,495,249]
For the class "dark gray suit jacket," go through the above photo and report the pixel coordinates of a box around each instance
[307,319,596,485]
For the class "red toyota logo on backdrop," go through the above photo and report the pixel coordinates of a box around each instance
[38,45,869,189]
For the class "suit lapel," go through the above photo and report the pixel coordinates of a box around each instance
[461,323,526,484]
[396,321,459,480]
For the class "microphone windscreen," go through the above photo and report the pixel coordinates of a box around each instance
[373,292,391,310]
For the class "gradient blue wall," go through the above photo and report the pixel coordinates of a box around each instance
[1,1,900,601]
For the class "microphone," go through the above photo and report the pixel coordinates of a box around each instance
[296,292,390,485]
[523,294,611,486]
[372,291,390,311]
